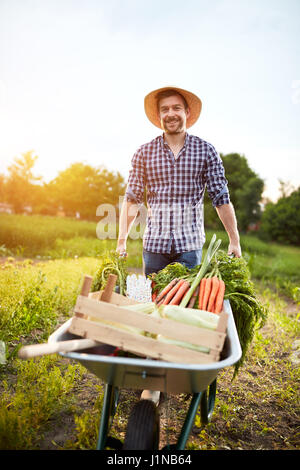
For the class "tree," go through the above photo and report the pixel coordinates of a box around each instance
[5,151,42,213]
[30,182,58,216]
[204,153,264,232]
[0,174,6,202]
[278,179,295,198]
[49,162,126,220]
[259,187,300,245]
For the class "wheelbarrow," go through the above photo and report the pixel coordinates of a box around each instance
[48,297,242,450]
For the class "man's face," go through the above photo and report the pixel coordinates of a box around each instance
[158,94,190,134]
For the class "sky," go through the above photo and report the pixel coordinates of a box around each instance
[0,0,299,202]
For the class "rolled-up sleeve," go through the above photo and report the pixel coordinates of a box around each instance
[205,146,230,208]
[124,147,145,204]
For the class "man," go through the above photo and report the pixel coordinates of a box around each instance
[117,86,241,276]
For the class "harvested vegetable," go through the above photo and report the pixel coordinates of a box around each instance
[169,280,190,305]
[88,302,156,337]
[202,277,212,311]
[162,279,186,305]
[198,278,206,310]
[159,304,219,330]
[207,276,220,312]
[120,302,156,314]
[157,304,220,354]
[180,234,222,308]
[151,263,190,297]
[155,278,179,304]
[150,235,222,309]
[92,251,128,295]
[214,279,225,314]
[157,335,210,354]
[187,284,199,308]
[151,284,157,302]
[211,250,268,376]
[146,235,268,376]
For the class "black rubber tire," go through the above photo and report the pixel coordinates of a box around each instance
[123,399,160,450]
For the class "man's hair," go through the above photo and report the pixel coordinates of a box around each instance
[156,89,189,111]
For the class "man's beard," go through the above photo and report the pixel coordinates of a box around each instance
[162,117,185,134]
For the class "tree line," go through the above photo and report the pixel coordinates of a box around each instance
[0,150,299,245]
[0,151,126,220]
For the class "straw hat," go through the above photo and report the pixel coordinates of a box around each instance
[144,86,202,129]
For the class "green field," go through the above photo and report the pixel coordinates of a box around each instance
[1,213,299,299]
[0,214,299,450]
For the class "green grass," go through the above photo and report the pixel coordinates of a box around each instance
[0,256,103,448]
[0,260,298,449]
[0,257,101,347]
[0,214,143,265]
[205,230,300,300]
[0,213,97,255]
[0,355,84,449]
[1,214,300,300]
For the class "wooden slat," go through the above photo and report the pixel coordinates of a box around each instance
[68,317,220,364]
[100,274,117,302]
[89,291,139,306]
[76,275,93,318]
[80,275,93,297]
[105,291,139,306]
[74,295,226,352]
[216,311,228,333]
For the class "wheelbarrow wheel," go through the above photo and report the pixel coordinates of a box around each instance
[123,399,160,450]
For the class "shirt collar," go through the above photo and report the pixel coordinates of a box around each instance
[160,132,190,149]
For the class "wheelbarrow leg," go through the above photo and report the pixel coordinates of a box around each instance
[165,379,217,451]
[96,383,118,450]
[175,392,203,450]
[200,378,217,425]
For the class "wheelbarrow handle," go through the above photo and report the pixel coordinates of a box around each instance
[18,338,99,359]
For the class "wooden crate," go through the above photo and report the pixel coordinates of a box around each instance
[68,276,228,365]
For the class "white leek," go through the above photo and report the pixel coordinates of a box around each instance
[157,334,210,354]
[119,302,156,315]
[159,304,219,330]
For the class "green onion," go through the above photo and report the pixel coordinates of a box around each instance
[180,234,222,308]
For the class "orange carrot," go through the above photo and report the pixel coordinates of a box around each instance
[151,281,158,302]
[187,284,200,308]
[207,276,220,312]
[162,279,185,305]
[198,278,206,309]
[152,290,158,302]
[169,280,190,305]
[214,279,226,314]
[157,296,167,306]
[155,278,179,304]
[202,277,212,311]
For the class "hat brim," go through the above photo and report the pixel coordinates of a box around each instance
[144,86,202,129]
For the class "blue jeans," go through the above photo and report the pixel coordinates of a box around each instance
[143,248,202,278]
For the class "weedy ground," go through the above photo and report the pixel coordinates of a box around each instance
[0,261,298,451]
[0,216,299,451]
[45,286,300,451]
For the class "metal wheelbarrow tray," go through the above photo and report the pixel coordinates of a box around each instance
[48,296,241,450]
[49,299,241,395]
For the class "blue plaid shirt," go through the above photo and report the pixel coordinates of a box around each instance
[125,133,230,253]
